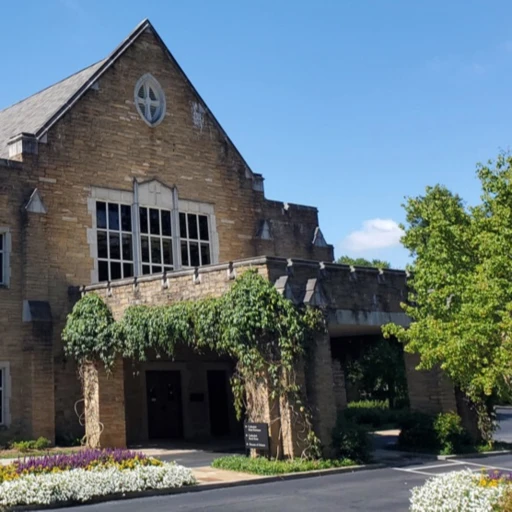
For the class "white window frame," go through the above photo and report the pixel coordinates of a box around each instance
[0,363,11,427]
[87,185,219,284]
[0,228,11,288]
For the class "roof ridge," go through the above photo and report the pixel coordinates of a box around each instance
[0,59,106,116]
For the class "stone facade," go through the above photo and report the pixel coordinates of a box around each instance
[0,21,334,443]
[0,19,457,449]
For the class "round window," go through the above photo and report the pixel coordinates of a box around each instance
[134,74,166,127]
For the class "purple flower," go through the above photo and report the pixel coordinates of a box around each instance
[14,449,147,475]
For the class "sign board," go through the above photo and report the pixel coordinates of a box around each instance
[244,422,269,451]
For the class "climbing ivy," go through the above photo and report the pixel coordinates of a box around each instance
[62,293,119,369]
[63,271,325,458]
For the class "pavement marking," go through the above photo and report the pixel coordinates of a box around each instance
[392,467,439,476]
[453,460,512,472]
[393,458,512,478]
[412,462,462,470]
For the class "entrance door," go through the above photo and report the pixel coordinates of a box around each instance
[146,371,183,440]
[207,370,230,437]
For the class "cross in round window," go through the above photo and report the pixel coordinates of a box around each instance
[134,74,166,127]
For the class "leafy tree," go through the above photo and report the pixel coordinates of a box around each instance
[345,338,408,408]
[384,153,512,440]
[336,255,391,269]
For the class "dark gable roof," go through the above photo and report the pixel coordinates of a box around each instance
[0,19,258,179]
[0,60,105,158]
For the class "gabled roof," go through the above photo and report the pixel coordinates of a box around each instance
[0,19,258,179]
[0,60,105,158]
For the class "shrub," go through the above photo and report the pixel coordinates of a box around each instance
[9,437,52,453]
[33,437,51,450]
[434,412,471,455]
[344,400,409,429]
[332,416,372,463]
[398,412,438,451]
[398,412,471,454]
[211,456,354,475]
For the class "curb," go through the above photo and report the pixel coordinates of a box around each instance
[383,447,512,461]
[7,463,386,511]
[438,450,512,461]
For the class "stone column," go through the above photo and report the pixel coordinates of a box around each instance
[83,360,126,448]
[305,331,337,458]
[332,359,347,414]
[404,353,457,414]
[245,370,282,458]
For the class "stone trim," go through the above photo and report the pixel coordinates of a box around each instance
[0,227,11,288]
[0,362,11,427]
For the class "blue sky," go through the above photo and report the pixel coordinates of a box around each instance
[2,1,512,268]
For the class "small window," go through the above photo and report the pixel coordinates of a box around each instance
[134,74,166,127]
[0,234,4,285]
[0,368,3,425]
[179,213,211,267]
[0,231,9,287]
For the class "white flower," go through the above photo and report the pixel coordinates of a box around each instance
[410,470,504,512]
[0,462,196,507]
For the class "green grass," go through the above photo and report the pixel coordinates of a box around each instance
[211,455,357,475]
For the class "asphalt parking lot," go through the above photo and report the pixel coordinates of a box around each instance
[49,408,512,511]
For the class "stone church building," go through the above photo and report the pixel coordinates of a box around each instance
[0,20,456,450]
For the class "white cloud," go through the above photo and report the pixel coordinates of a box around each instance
[341,219,404,251]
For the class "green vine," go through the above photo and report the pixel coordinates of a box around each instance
[63,270,326,458]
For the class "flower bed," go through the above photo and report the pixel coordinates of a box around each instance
[0,449,196,507]
[410,470,506,511]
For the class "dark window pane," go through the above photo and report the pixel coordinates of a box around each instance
[190,242,200,267]
[188,214,198,239]
[199,215,209,241]
[200,243,211,265]
[97,231,108,259]
[110,262,121,280]
[122,234,133,261]
[142,265,151,275]
[152,266,162,274]
[0,253,3,284]
[141,236,149,263]
[179,213,187,238]
[108,203,119,231]
[96,202,107,229]
[181,241,189,266]
[0,234,4,250]
[123,263,134,278]
[109,233,120,260]
[99,261,109,282]
[150,209,160,235]
[161,211,172,236]
[162,239,173,265]
[151,237,162,263]
[140,208,148,234]
[121,205,132,232]
[164,266,173,272]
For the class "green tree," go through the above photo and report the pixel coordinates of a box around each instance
[336,255,391,269]
[384,153,512,440]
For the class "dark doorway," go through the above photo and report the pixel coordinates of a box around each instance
[146,371,183,440]
[207,370,230,437]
